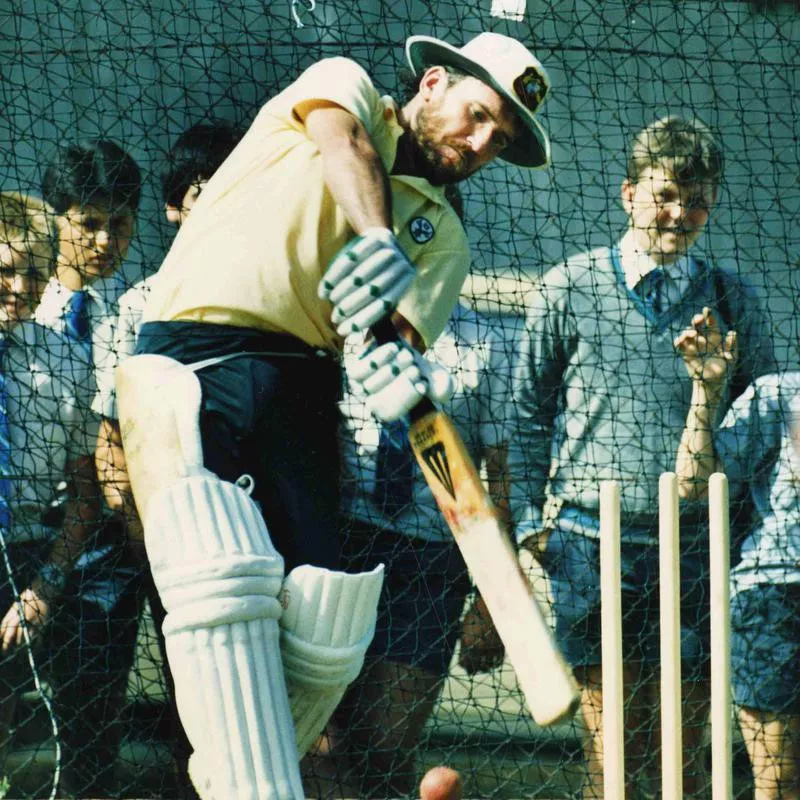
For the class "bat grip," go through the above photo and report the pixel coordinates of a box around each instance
[370,317,436,423]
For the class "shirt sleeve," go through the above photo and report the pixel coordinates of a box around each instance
[506,272,575,543]
[714,377,782,497]
[477,322,515,451]
[283,57,384,135]
[91,311,119,419]
[719,270,778,396]
[395,209,470,347]
[93,287,147,419]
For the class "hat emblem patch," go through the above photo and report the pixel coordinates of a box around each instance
[409,216,435,243]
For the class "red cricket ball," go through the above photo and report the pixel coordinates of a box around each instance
[419,766,463,800]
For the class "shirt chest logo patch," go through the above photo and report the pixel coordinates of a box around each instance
[409,216,435,244]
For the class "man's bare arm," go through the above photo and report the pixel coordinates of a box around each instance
[675,380,725,500]
[96,416,129,507]
[95,416,145,551]
[302,103,393,233]
[40,454,101,578]
[485,444,512,530]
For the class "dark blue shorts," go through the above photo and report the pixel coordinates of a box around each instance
[0,537,142,693]
[539,527,711,676]
[731,583,800,714]
[341,519,470,677]
[136,321,342,571]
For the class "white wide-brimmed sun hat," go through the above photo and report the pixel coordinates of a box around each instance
[406,31,552,168]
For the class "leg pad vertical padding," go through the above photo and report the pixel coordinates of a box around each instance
[144,474,304,800]
[279,564,385,757]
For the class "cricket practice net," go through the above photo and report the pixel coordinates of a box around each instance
[1,0,798,797]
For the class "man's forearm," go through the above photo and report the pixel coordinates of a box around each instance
[306,106,393,233]
[96,417,130,507]
[506,435,551,542]
[33,457,101,598]
[322,132,392,234]
[95,416,145,555]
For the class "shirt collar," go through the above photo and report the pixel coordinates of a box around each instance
[618,230,697,293]
[39,277,103,316]
[381,96,404,136]
[5,319,45,349]
[381,96,449,209]
[381,95,405,169]
[390,173,449,208]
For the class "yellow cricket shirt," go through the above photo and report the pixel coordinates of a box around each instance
[143,57,469,350]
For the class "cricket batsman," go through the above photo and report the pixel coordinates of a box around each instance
[116,31,551,799]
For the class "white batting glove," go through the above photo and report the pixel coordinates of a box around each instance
[318,228,416,337]
[346,341,454,422]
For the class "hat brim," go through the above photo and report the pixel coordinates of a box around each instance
[406,35,550,169]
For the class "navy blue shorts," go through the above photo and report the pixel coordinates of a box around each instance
[539,527,711,676]
[731,583,800,714]
[0,537,141,693]
[136,321,342,571]
[341,519,470,676]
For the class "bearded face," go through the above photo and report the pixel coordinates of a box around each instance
[410,102,476,185]
[405,73,521,186]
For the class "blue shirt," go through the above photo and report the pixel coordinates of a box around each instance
[714,372,800,591]
[0,321,97,542]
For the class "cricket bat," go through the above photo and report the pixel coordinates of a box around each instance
[372,320,580,727]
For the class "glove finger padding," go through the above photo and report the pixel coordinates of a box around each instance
[319,228,392,292]
[358,345,420,395]
[330,269,407,333]
[346,341,454,422]
[420,357,455,405]
[345,341,408,384]
[326,247,398,308]
[333,299,397,339]
[319,228,416,337]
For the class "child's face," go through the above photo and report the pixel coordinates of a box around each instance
[165,179,207,227]
[56,201,135,283]
[0,241,47,330]
[622,166,717,265]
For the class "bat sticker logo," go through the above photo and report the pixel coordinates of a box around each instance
[421,442,456,499]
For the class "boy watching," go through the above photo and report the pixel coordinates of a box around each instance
[34,140,144,797]
[675,312,800,800]
[506,116,775,798]
[0,191,100,793]
[161,122,241,227]
[94,121,240,800]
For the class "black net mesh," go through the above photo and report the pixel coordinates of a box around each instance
[0,1,798,798]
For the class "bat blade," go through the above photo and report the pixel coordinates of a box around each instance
[408,407,580,727]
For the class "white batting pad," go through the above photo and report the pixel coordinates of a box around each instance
[145,474,304,800]
[280,564,384,757]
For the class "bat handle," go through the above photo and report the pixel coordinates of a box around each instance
[370,316,402,346]
[369,317,436,423]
